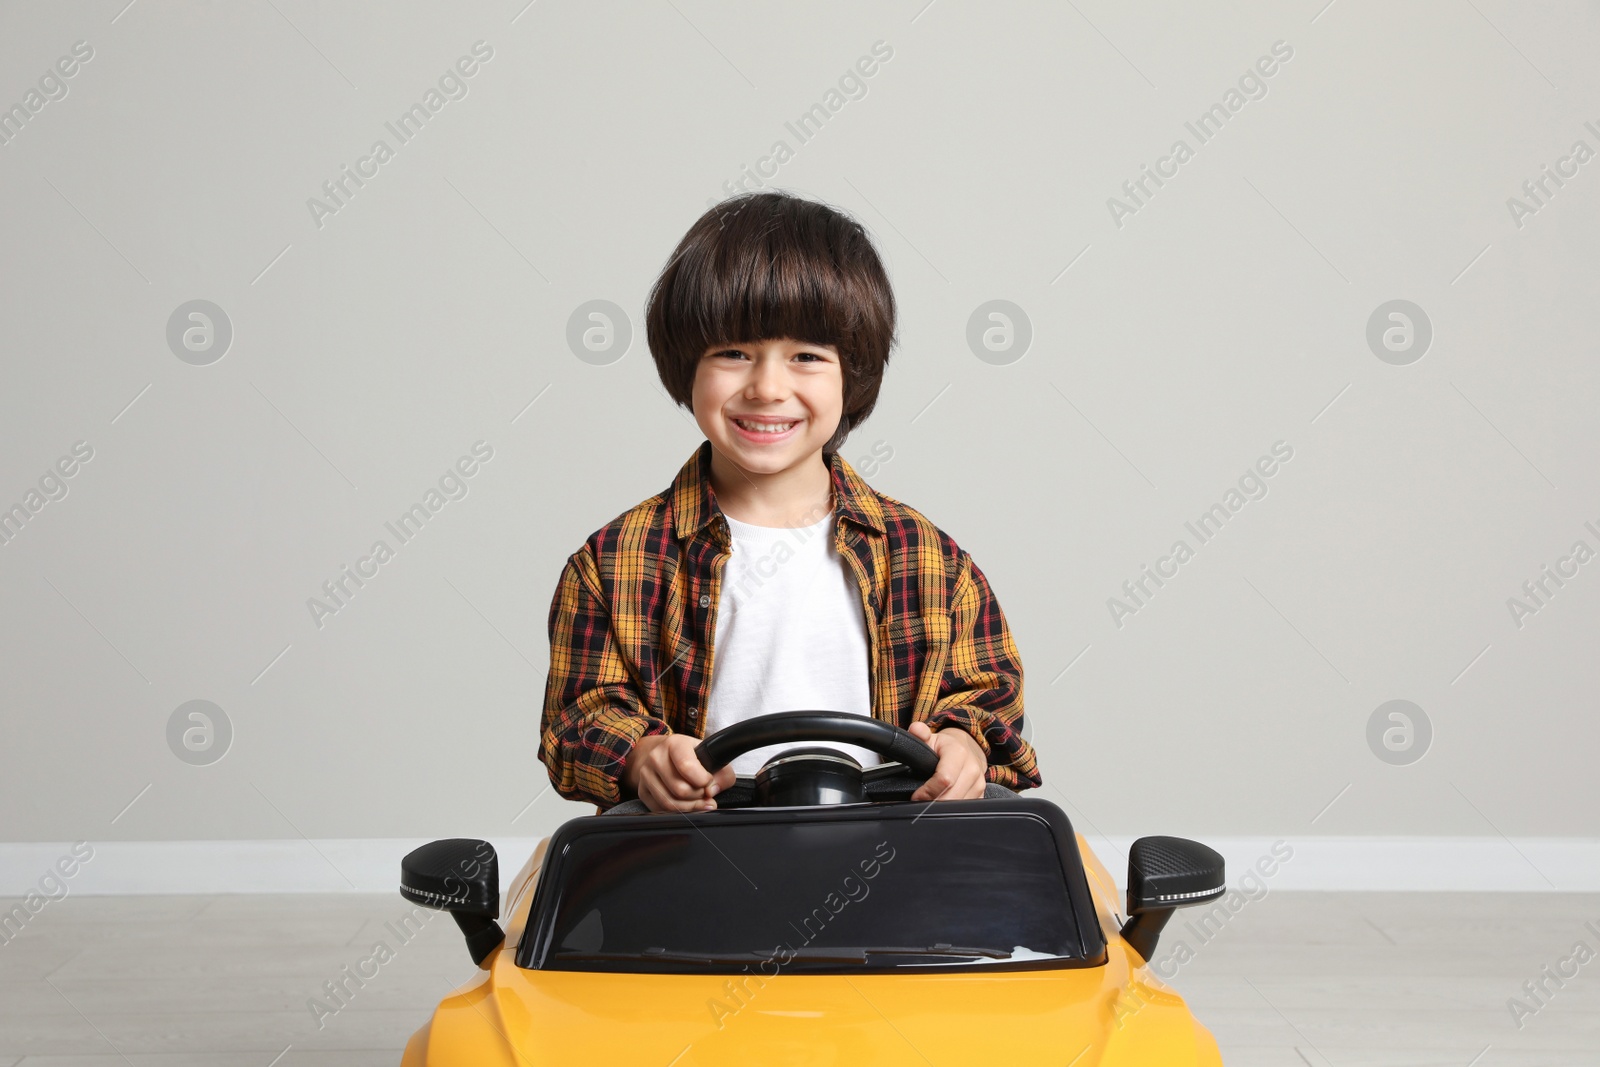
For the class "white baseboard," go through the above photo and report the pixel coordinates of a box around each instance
[0,838,545,897]
[1090,836,1600,893]
[2,836,1598,896]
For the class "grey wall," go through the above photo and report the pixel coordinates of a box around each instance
[2,0,1596,852]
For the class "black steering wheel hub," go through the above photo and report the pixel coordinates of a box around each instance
[753,746,866,807]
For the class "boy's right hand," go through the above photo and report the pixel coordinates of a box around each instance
[621,734,736,812]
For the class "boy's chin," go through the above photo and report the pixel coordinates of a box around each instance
[726,451,805,476]
[715,435,823,473]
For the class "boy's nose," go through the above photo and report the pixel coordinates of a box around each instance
[744,356,789,399]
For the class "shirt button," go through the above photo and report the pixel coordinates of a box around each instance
[688,707,699,722]
[699,594,711,607]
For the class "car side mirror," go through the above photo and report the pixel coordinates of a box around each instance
[401,838,504,966]
[1118,836,1225,962]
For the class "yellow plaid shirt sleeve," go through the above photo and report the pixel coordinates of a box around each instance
[538,545,671,808]
[923,552,1037,791]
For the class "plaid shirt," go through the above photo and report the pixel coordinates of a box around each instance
[539,441,1040,809]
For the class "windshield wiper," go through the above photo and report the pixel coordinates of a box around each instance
[768,947,870,963]
[554,949,775,964]
[553,944,1035,965]
[552,947,868,965]
[856,944,1014,959]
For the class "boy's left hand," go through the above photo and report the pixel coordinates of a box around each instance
[907,720,987,802]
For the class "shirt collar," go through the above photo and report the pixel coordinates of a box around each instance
[670,439,886,543]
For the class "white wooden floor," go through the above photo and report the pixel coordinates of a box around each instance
[1,890,1596,1064]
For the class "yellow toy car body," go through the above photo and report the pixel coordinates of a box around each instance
[399,795,1225,1066]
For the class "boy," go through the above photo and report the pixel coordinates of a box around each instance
[539,191,1040,813]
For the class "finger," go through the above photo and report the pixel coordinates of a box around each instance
[652,746,710,800]
[911,769,953,803]
[911,731,952,800]
[909,769,932,802]
[908,732,940,801]
[639,778,671,813]
[668,739,714,789]
[646,777,704,812]
[939,745,981,801]
[640,764,696,810]
[936,742,967,785]
[710,766,736,795]
[965,755,989,797]
[662,770,708,801]
[937,748,979,802]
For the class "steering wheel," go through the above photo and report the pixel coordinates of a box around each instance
[694,710,941,807]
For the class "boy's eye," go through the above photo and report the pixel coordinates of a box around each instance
[709,347,830,361]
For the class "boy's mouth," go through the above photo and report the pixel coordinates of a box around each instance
[730,415,801,439]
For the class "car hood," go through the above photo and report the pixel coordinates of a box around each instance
[410,956,1221,1067]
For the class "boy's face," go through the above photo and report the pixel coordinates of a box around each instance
[691,338,844,476]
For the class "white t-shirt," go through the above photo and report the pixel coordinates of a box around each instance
[704,509,879,777]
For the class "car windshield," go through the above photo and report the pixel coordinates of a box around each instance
[527,809,1098,974]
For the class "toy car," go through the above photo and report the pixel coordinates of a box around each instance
[399,711,1227,1065]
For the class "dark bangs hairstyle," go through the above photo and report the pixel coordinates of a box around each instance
[645,191,897,454]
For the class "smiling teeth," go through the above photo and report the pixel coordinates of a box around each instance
[735,419,796,434]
